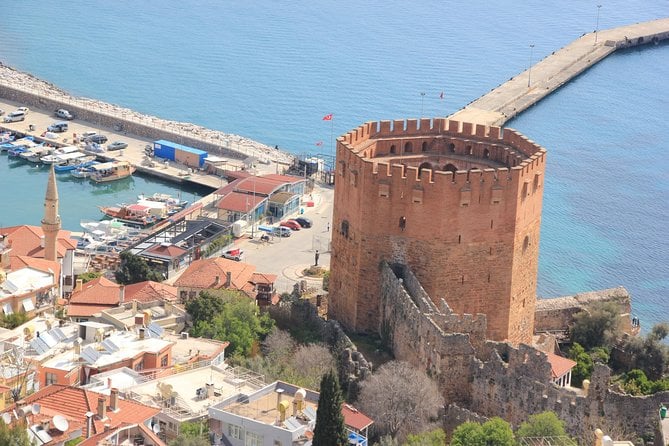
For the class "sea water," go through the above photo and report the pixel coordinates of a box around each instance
[0,0,666,328]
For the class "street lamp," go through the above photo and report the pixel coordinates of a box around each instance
[420,92,426,117]
[594,5,602,45]
[527,44,535,88]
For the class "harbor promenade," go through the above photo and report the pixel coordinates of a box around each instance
[450,18,669,126]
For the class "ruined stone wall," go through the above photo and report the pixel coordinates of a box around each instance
[379,266,669,442]
[535,287,633,333]
[330,118,546,343]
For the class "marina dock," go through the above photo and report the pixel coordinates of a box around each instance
[450,18,669,126]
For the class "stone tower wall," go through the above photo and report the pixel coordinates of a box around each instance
[330,118,546,343]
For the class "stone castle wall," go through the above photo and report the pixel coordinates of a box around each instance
[330,118,546,343]
[535,287,633,333]
[379,262,668,442]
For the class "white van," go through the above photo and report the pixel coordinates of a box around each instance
[3,111,26,123]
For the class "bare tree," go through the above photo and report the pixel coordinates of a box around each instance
[292,344,336,390]
[0,347,36,403]
[262,328,296,361]
[356,361,443,442]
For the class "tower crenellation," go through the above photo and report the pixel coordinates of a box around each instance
[330,117,546,344]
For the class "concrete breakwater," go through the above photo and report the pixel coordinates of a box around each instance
[450,17,669,126]
[0,63,294,166]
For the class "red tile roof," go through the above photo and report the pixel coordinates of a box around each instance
[10,255,61,279]
[235,177,285,195]
[66,303,115,318]
[79,422,167,446]
[10,385,160,440]
[0,225,77,259]
[545,352,577,379]
[174,258,256,291]
[145,243,187,258]
[250,272,277,285]
[124,281,178,303]
[70,277,121,305]
[260,173,306,184]
[216,191,266,212]
[342,403,374,431]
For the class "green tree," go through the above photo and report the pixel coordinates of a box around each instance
[481,418,514,446]
[516,411,568,439]
[567,342,594,387]
[0,419,31,446]
[569,302,620,350]
[450,422,484,446]
[168,437,210,446]
[115,252,163,284]
[621,369,651,395]
[403,428,446,446]
[189,295,274,356]
[313,369,347,446]
[450,419,514,446]
[185,291,227,325]
[178,420,208,438]
[77,271,102,283]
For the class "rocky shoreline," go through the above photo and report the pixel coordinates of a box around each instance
[0,62,295,165]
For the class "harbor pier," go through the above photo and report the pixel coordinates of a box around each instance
[450,18,669,126]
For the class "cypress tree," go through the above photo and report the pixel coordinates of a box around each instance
[313,369,347,446]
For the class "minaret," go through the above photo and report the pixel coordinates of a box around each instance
[42,164,61,262]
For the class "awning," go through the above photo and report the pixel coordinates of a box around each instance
[22,299,35,312]
[3,303,13,315]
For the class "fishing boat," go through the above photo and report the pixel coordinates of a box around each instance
[137,192,189,209]
[54,156,97,172]
[0,132,14,145]
[6,138,39,157]
[88,160,135,183]
[98,204,160,227]
[1,135,28,152]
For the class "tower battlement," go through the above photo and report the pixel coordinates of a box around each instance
[330,118,546,344]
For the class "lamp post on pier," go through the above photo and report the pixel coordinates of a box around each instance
[594,5,602,45]
[527,44,535,88]
[420,92,426,117]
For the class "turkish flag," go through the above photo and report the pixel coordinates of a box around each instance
[322,114,333,121]
[315,141,323,146]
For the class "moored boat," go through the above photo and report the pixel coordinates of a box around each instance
[54,156,97,172]
[21,145,54,163]
[88,160,135,183]
[40,145,81,164]
[137,192,189,209]
[99,204,159,227]
[71,163,100,178]
[1,136,29,152]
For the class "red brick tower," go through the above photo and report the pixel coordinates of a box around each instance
[329,118,546,344]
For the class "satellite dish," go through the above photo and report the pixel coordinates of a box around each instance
[32,404,41,415]
[1,413,11,424]
[52,415,69,432]
[152,423,161,434]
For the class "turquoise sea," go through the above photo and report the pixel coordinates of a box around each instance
[0,1,667,329]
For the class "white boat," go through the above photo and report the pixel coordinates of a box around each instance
[137,192,189,208]
[54,156,97,172]
[0,132,14,145]
[20,145,53,163]
[40,146,81,164]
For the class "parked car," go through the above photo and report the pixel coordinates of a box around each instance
[0,109,4,116]
[3,111,26,123]
[221,249,243,261]
[279,220,301,231]
[294,217,312,228]
[86,134,108,144]
[55,108,74,120]
[80,131,97,140]
[271,227,292,237]
[17,107,29,114]
[47,121,69,133]
[107,141,128,151]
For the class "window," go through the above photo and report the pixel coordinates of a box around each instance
[379,183,390,198]
[404,142,413,153]
[341,220,349,239]
[179,291,187,301]
[160,355,168,367]
[245,432,263,446]
[45,373,57,385]
[228,424,243,440]
[134,360,144,371]
[448,143,455,153]
[389,144,396,154]
[422,141,428,152]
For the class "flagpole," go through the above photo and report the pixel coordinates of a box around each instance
[330,117,334,154]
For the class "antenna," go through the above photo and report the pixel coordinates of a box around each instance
[152,423,161,434]
[2,413,11,424]
[52,415,69,432]
[32,404,41,415]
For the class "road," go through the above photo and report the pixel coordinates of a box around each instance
[233,184,334,293]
